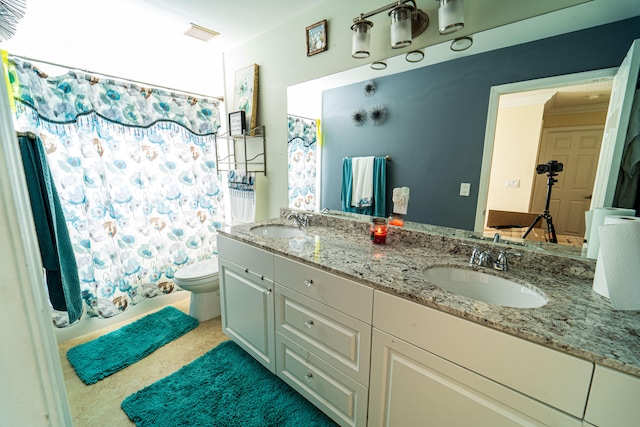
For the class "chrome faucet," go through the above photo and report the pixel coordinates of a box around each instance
[468,245,493,267]
[478,249,493,267]
[493,250,522,271]
[493,233,501,243]
[320,208,331,213]
[287,212,313,227]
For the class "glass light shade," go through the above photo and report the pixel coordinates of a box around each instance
[451,35,472,51]
[389,6,412,49]
[438,0,464,35]
[405,49,424,63]
[371,61,387,70]
[351,20,373,59]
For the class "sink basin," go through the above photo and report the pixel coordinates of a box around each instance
[423,267,547,308]
[250,225,305,238]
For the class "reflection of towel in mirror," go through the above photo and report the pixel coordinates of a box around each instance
[614,88,640,209]
[341,157,386,217]
[350,156,374,207]
[228,170,256,224]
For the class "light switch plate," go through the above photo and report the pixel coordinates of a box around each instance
[505,179,520,188]
[460,182,471,196]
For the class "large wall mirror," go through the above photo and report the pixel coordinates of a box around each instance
[287,18,640,261]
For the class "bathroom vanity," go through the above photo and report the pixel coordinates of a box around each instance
[217,210,640,427]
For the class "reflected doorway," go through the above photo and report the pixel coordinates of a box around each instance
[477,70,615,245]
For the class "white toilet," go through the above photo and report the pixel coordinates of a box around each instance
[173,258,220,322]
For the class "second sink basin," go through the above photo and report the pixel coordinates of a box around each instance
[250,225,305,238]
[423,267,547,309]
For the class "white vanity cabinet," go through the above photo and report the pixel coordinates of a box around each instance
[217,235,275,372]
[274,255,373,427]
[584,365,640,427]
[369,291,594,426]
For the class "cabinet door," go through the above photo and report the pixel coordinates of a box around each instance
[584,365,640,427]
[219,258,275,372]
[368,329,582,427]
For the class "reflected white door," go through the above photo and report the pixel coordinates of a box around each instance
[591,38,640,208]
[531,127,604,236]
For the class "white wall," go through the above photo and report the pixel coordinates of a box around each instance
[486,103,545,216]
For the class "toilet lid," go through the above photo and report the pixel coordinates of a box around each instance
[174,259,219,281]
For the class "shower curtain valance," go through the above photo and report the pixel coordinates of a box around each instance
[6,57,221,135]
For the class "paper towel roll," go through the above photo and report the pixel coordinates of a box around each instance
[592,216,640,310]
[585,207,635,259]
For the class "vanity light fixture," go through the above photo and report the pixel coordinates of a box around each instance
[405,49,425,63]
[437,0,464,35]
[351,0,429,59]
[389,3,414,49]
[450,35,472,51]
[351,19,374,58]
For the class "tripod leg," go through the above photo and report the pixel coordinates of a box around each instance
[523,214,544,239]
[545,215,558,243]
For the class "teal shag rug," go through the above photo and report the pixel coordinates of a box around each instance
[67,306,198,384]
[121,340,337,427]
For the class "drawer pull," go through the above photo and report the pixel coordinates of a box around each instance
[244,268,249,273]
[263,289,271,295]
[304,373,313,382]
[304,320,314,329]
[304,279,314,287]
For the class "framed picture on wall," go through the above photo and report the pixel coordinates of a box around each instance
[228,111,246,137]
[306,19,328,56]
[233,64,259,134]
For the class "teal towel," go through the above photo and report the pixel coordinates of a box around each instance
[19,135,82,324]
[341,157,386,217]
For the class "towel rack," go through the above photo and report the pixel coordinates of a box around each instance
[16,131,37,140]
[345,155,391,161]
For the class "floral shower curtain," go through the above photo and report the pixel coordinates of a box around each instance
[7,57,224,326]
[288,115,318,211]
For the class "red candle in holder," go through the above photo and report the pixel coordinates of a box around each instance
[370,218,387,244]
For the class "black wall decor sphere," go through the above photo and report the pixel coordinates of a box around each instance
[369,105,388,126]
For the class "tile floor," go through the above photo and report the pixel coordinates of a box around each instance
[57,296,229,426]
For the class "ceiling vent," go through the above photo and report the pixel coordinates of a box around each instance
[184,23,220,42]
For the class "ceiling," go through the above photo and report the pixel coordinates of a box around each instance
[136,0,326,50]
[501,81,614,114]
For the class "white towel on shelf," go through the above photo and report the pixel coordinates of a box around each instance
[351,156,374,207]
[229,189,256,224]
[228,170,256,224]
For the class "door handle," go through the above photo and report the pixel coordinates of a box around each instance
[585,195,592,199]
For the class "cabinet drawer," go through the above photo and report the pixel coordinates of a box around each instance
[373,290,594,418]
[275,284,371,385]
[218,234,274,280]
[274,255,373,323]
[276,333,368,427]
[585,365,640,427]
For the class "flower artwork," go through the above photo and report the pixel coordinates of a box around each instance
[233,64,259,134]
[306,20,328,56]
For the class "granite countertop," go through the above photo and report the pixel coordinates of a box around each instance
[218,211,640,378]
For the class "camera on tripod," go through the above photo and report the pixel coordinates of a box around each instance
[523,159,564,243]
[536,160,563,175]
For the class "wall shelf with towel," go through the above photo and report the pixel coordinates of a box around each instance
[215,125,266,175]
